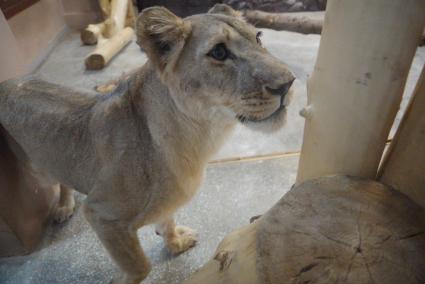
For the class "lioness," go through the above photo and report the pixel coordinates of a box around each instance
[0,4,294,283]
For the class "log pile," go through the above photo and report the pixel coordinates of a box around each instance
[81,0,136,70]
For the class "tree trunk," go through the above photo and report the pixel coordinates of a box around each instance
[378,66,425,208]
[296,0,425,183]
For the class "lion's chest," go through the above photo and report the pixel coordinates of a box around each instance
[139,166,205,225]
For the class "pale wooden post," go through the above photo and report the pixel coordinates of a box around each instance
[378,66,425,208]
[296,0,425,183]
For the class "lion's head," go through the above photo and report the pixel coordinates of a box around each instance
[136,4,295,132]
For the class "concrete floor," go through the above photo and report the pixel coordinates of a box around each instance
[0,28,424,284]
[0,157,298,284]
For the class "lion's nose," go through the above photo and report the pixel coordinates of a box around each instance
[265,78,295,97]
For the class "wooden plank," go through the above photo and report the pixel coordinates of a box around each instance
[296,0,425,183]
[378,66,425,208]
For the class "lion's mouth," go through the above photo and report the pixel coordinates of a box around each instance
[237,92,288,123]
[237,104,285,123]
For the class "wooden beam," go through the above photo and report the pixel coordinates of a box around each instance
[104,0,129,38]
[243,10,324,34]
[85,27,134,70]
[98,0,112,18]
[296,0,425,183]
[378,66,425,208]
[81,22,106,45]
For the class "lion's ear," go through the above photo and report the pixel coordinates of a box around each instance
[208,4,242,18]
[136,6,191,72]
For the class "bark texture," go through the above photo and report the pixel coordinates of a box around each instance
[296,0,425,183]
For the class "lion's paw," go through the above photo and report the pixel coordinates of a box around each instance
[52,203,75,223]
[110,271,149,284]
[167,226,198,254]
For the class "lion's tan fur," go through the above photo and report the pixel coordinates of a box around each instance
[0,4,294,283]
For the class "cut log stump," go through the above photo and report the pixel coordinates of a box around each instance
[81,23,106,45]
[186,176,425,284]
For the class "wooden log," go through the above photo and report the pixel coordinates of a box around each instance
[98,0,136,27]
[257,176,425,284]
[185,222,258,284]
[81,22,106,45]
[186,176,425,283]
[98,0,112,18]
[125,0,136,28]
[85,27,134,70]
[81,1,136,46]
[296,0,425,183]
[243,10,324,34]
[104,0,129,38]
[80,0,111,46]
[243,10,425,46]
[378,66,425,208]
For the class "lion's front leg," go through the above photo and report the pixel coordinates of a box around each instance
[155,217,198,254]
[52,185,75,223]
[83,202,151,284]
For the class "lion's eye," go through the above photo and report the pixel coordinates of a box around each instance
[256,31,263,46]
[208,43,229,61]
